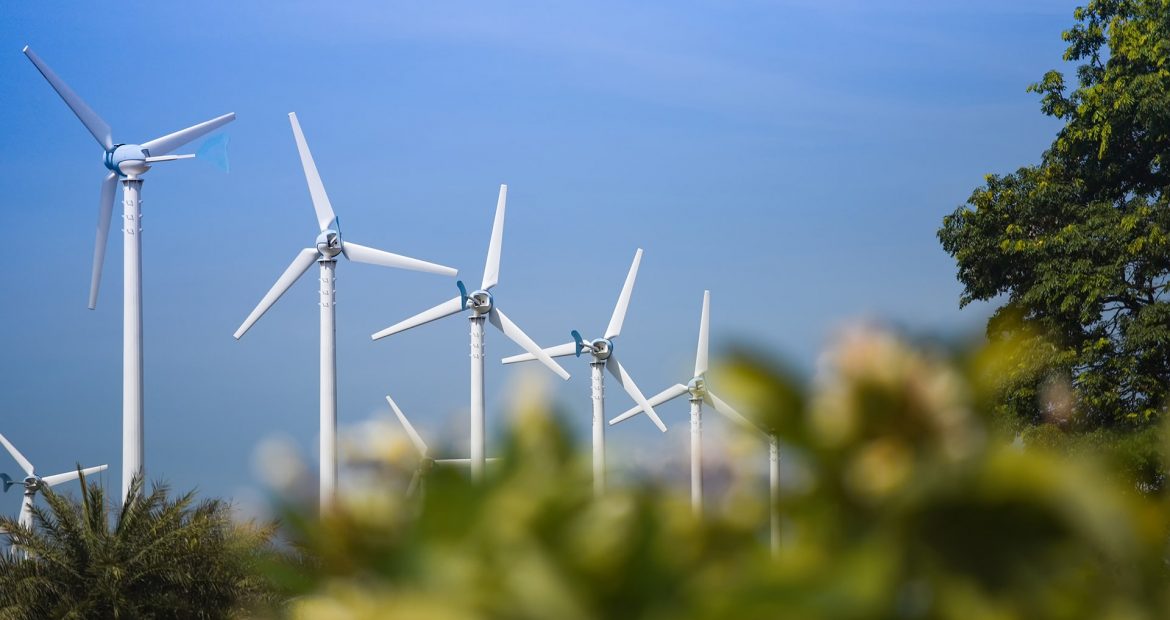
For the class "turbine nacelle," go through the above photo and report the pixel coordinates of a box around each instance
[687,376,707,399]
[316,230,342,258]
[315,216,344,258]
[103,144,150,176]
[589,337,613,361]
[458,281,493,315]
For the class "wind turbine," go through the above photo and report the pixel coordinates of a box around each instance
[502,248,667,496]
[23,47,234,501]
[385,394,498,498]
[0,432,107,533]
[608,291,779,554]
[234,113,458,512]
[371,185,571,483]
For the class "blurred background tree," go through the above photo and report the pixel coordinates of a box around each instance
[937,1,1170,449]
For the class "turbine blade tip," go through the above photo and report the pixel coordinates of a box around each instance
[21,45,30,53]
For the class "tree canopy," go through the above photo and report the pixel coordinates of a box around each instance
[0,474,276,619]
[938,0,1170,429]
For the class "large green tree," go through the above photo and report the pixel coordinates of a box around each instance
[939,0,1170,429]
[0,474,276,619]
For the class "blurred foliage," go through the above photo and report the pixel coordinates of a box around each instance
[938,0,1170,428]
[259,328,1170,619]
[0,474,278,619]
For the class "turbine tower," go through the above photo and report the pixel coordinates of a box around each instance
[608,291,779,554]
[502,248,667,496]
[0,432,107,534]
[372,185,571,483]
[23,47,235,501]
[234,113,458,512]
[385,394,498,499]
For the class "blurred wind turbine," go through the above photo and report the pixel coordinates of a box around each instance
[502,248,666,496]
[0,432,107,538]
[234,113,458,512]
[372,185,571,482]
[608,291,779,554]
[385,394,497,499]
[23,47,234,501]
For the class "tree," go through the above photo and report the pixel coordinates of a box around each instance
[938,0,1170,430]
[0,473,276,619]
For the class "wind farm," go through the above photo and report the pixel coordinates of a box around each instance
[5,3,1168,617]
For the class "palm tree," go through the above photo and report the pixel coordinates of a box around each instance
[0,472,276,619]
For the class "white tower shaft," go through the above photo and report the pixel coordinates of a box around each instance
[319,260,337,511]
[769,435,780,557]
[690,398,703,515]
[469,316,486,482]
[121,178,144,501]
[19,489,34,530]
[591,362,606,496]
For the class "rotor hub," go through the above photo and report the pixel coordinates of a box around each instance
[467,290,493,314]
[590,338,613,360]
[316,229,343,258]
[104,144,150,177]
[24,476,43,493]
[687,376,707,399]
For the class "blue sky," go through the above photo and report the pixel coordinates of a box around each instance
[0,1,1075,516]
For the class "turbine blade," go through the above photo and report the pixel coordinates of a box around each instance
[481,184,507,290]
[605,355,667,432]
[287,112,336,231]
[142,154,195,163]
[41,464,107,487]
[500,341,578,364]
[342,241,457,277]
[609,383,689,426]
[142,112,236,157]
[488,308,571,380]
[433,458,473,465]
[695,290,711,376]
[706,390,762,434]
[22,46,114,151]
[234,248,319,339]
[385,395,428,456]
[371,296,463,341]
[0,433,34,476]
[89,172,117,309]
[604,248,643,340]
[405,470,422,498]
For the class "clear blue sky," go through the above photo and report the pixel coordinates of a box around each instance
[0,1,1074,516]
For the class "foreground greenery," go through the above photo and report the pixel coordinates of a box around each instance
[0,474,276,619]
[938,0,1170,430]
[259,328,1170,619]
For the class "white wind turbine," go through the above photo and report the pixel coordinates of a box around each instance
[23,47,234,501]
[0,432,107,533]
[502,248,667,496]
[385,394,498,498]
[608,291,780,554]
[372,185,571,482]
[234,112,458,512]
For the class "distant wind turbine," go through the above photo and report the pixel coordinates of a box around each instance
[372,185,571,482]
[385,394,498,499]
[0,432,107,547]
[234,113,458,512]
[502,248,667,496]
[608,291,780,555]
